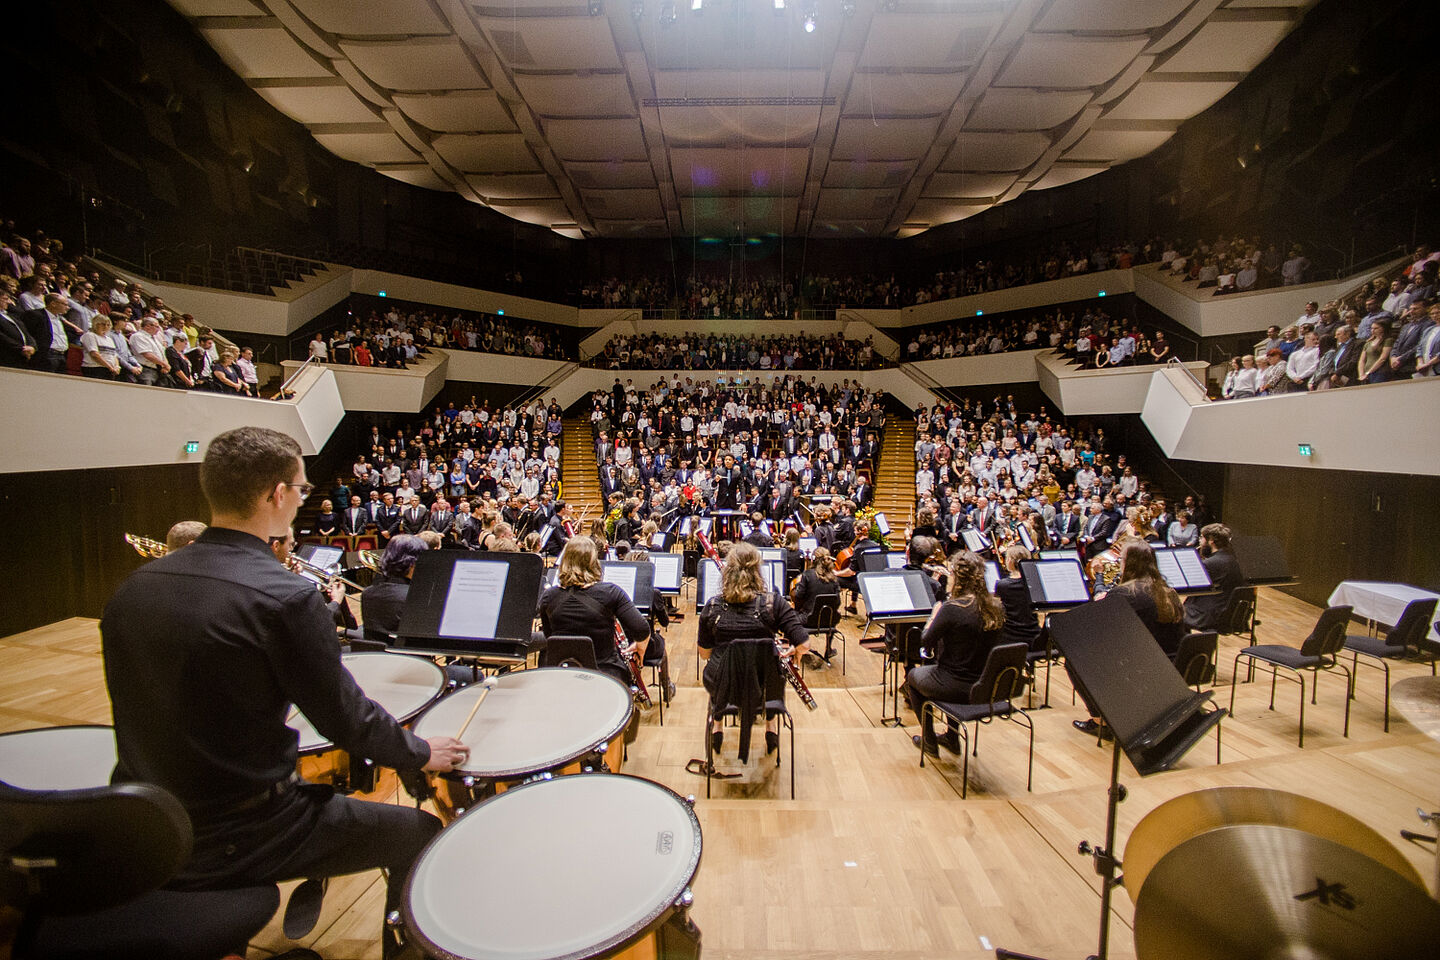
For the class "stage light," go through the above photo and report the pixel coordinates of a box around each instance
[631,0,644,19]
[588,0,604,14]
[773,0,785,8]
[691,0,702,10]
[841,0,855,14]
[803,8,816,31]
[660,0,676,24]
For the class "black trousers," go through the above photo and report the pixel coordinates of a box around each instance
[178,783,441,946]
[902,665,968,737]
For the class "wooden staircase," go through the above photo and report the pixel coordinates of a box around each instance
[872,421,916,526]
[560,419,602,519]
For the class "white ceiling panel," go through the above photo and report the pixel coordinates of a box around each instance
[966,88,1093,131]
[921,171,1018,199]
[513,74,635,118]
[254,84,379,125]
[311,131,420,164]
[1035,0,1196,32]
[996,35,1151,89]
[1031,163,1111,190]
[832,116,942,162]
[1065,128,1176,162]
[543,118,648,161]
[478,17,622,71]
[171,0,1310,237]
[940,132,1051,172]
[200,27,334,78]
[434,133,542,172]
[905,198,992,226]
[289,0,452,35]
[859,13,1001,69]
[842,71,968,117]
[337,38,488,91]
[1156,19,1294,73]
[1104,77,1237,121]
[671,148,809,196]
[376,165,454,191]
[392,92,515,132]
[465,174,560,200]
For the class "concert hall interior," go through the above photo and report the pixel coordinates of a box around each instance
[2,0,1440,958]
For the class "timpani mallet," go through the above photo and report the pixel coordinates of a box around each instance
[454,676,501,741]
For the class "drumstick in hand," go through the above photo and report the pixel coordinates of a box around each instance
[454,676,501,741]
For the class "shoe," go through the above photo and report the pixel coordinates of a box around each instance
[711,730,723,753]
[282,877,328,939]
[663,680,677,704]
[1073,719,1114,741]
[766,731,780,754]
[912,734,939,757]
[937,731,962,753]
[822,648,837,663]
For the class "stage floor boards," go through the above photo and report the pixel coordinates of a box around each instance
[3,588,1436,960]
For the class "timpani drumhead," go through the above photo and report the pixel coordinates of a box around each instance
[404,774,702,960]
[411,668,632,780]
[0,725,118,790]
[291,652,447,754]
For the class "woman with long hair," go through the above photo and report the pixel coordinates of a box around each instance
[697,542,810,754]
[902,550,1005,755]
[790,546,840,664]
[538,536,650,688]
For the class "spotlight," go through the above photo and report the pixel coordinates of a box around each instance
[773,0,785,8]
[691,0,702,10]
[803,8,816,31]
[882,0,898,10]
[588,0,603,14]
[631,0,643,18]
[841,0,855,14]
[660,0,676,24]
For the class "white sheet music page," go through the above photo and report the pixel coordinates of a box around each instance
[1037,561,1088,603]
[1154,550,1185,587]
[1176,549,1211,587]
[439,560,510,639]
[603,564,638,600]
[866,574,914,614]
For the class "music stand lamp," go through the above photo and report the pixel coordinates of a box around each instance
[995,598,1225,960]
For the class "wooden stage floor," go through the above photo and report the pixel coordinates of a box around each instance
[3,588,1436,960]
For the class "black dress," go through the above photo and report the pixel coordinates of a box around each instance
[995,575,1044,652]
[538,581,649,687]
[902,598,1001,725]
[791,568,839,620]
[360,575,411,646]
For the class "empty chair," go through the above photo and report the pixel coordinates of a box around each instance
[1173,631,1219,690]
[1342,597,1439,732]
[1229,604,1353,747]
[917,642,1033,798]
[1218,586,1259,643]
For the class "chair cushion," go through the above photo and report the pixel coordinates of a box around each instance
[1343,634,1406,658]
[927,699,1015,723]
[1238,645,1321,670]
[28,885,280,960]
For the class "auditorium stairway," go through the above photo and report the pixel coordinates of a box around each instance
[871,421,916,527]
[560,419,603,520]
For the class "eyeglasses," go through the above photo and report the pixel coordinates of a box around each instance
[284,482,314,503]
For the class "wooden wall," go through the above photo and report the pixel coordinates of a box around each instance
[1222,463,1440,609]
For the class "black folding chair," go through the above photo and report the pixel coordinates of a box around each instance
[919,642,1034,798]
[1229,604,1352,747]
[1343,598,1439,732]
[1172,631,1219,691]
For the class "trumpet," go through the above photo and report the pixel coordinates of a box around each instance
[125,533,168,558]
[287,553,366,592]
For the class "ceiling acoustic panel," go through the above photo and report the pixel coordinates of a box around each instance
[169,0,1309,237]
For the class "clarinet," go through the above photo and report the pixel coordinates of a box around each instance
[697,531,818,712]
[615,618,653,708]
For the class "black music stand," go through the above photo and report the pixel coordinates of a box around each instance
[995,598,1225,960]
[1232,534,1298,638]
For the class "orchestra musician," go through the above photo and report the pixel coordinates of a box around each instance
[537,536,649,689]
[697,542,810,756]
[791,546,841,664]
[625,547,678,703]
[359,534,428,647]
[101,427,468,960]
[545,499,574,556]
[994,545,1044,654]
[901,550,1005,756]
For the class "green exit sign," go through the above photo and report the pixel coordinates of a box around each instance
[185,441,200,454]
[1297,443,1312,457]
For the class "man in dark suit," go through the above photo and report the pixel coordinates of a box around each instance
[22,292,75,372]
[1183,523,1245,631]
[400,497,430,535]
[376,493,402,542]
[1078,502,1116,561]
[0,290,37,367]
[942,500,966,555]
[1053,500,1082,548]
[340,496,368,535]
[426,499,454,538]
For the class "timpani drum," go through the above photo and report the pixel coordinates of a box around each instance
[403,774,702,960]
[290,652,448,796]
[410,667,632,822]
[0,725,118,790]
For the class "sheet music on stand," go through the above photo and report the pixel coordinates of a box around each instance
[961,529,990,552]
[697,559,722,607]
[297,543,343,572]
[649,553,682,593]
[857,570,936,621]
[1020,558,1092,608]
[1152,547,1214,593]
[884,551,908,570]
[395,552,544,660]
[1017,524,1035,552]
[874,512,890,536]
[798,537,818,556]
[985,561,1000,593]
[536,523,554,553]
[601,561,653,613]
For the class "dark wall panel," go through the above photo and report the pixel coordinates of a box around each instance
[1221,464,1440,609]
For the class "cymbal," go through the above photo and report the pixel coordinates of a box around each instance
[1392,676,1440,743]
[1123,786,1424,897]
[1134,824,1440,960]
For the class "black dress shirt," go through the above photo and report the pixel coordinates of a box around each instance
[101,527,430,816]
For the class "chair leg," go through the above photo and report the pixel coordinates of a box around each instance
[1228,656,1241,717]
[1269,665,1278,710]
[1381,660,1390,733]
[960,725,971,799]
[972,720,980,757]
[789,716,795,800]
[1297,673,1307,748]
[1336,663,1352,739]
[705,710,713,799]
[1349,651,1359,699]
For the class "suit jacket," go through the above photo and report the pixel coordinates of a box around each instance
[1331,339,1362,381]
[377,505,402,535]
[0,310,35,366]
[341,507,368,535]
[21,307,66,354]
[400,506,429,535]
[1081,512,1116,543]
[1183,549,1244,631]
[1054,512,1081,543]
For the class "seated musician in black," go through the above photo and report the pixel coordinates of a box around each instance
[1072,541,1186,739]
[886,535,949,677]
[359,534,428,647]
[835,528,880,615]
[101,426,468,960]
[791,546,841,664]
[698,542,810,755]
[901,550,1005,755]
[995,544,1044,654]
[624,546,677,704]
[538,535,650,689]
